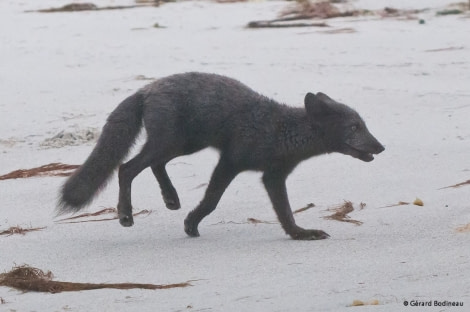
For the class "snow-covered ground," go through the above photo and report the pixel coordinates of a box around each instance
[1,0,469,311]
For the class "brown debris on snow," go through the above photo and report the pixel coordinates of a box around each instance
[55,208,152,224]
[55,207,117,222]
[41,3,98,12]
[210,218,278,226]
[379,201,410,208]
[378,7,425,18]
[350,299,380,306]
[247,1,355,28]
[323,201,363,225]
[0,265,192,293]
[247,20,329,28]
[319,27,357,34]
[26,2,155,13]
[246,218,277,224]
[0,163,79,180]
[280,1,359,20]
[439,179,470,190]
[247,1,438,29]
[425,46,464,52]
[293,203,315,214]
[455,223,470,233]
[0,226,46,237]
[380,199,424,208]
[215,0,249,3]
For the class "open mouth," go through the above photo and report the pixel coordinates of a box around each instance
[344,144,375,162]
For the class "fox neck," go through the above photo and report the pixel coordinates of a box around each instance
[275,108,328,161]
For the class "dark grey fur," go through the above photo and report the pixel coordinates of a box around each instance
[59,72,384,240]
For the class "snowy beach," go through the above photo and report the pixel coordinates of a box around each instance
[1,0,469,311]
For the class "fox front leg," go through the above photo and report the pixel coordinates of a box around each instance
[184,157,238,237]
[262,171,330,240]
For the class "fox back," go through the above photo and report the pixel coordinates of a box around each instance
[140,73,322,170]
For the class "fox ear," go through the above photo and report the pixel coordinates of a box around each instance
[315,92,336,104]
[304,92,335,118]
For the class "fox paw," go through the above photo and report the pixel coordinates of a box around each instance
[164,197,181,210]
[290,229,330,240]
[119,215,134,227]
[184,218,200,237]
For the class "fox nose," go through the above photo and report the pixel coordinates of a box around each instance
[376,144,385,154]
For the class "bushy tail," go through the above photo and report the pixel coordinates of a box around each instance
[58,92,144,214]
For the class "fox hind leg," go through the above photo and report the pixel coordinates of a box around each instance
[151,164,181,210]
[117,143,158,227]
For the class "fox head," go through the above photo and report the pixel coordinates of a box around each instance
[305,92,385,162]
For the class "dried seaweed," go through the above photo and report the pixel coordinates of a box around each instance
[134,75,156,81]
[191,183,208,190]
[0,163,79,180]
[215,0,249,3]
[323,201,363,225]
[246,218,277,224]
[55,208,152,224]
[247,1,432,29]
[210,218,278,226]
[210,220,245,226]
[26,3,154,13]
[456,223,470,233]
[247,20,329,28]
[350,299,380,306]
[436,9,463,16]
[425,46,464,52]
[439,179,470,190]
[0,226,46,237]
[280,1,360,20]
[0,265,192,293]
[378,7,425,18]
[379,201,410,208]
[319,27,356,34]
[56,208,117,222]
[247,1,361,28]
[380,199,424,208]
[293,203,315,214]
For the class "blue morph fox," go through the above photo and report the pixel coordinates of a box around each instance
[59,72,384,240]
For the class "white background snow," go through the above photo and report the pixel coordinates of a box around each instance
[0,0,469,311]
